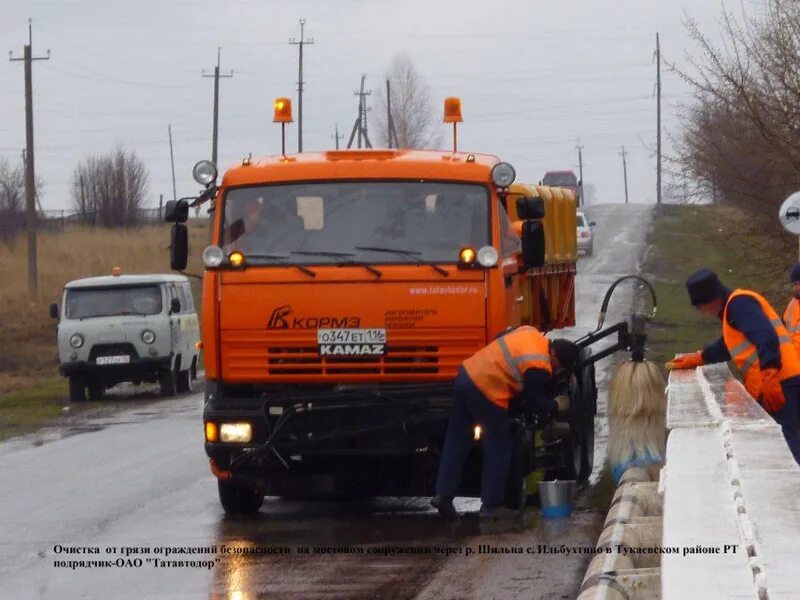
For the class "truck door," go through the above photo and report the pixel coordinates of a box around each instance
[499,200,522,327]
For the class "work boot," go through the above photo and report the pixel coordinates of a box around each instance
[478,505,523,520]
[431,495,457,519]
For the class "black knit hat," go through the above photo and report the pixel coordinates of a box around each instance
[551,338,580,372]
[686,268,725,306]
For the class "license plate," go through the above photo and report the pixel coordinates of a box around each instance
[317,328,386,356]
[95,355,130,365]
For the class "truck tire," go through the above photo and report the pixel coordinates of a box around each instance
[504,426,533,510]
[218,480,264,515]
[68,376,86,403]
[159,367,176,397]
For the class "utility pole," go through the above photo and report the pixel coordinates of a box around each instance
[576,138,584,207]
[168,124,177,202]
[10,20,50,299]
[289,19,313,153]
[332,123,343,150]
[656,32,662,206]
[620,145,629,205]
[347,74,372,149]
[202,47,233,167]
[386,79,399,148]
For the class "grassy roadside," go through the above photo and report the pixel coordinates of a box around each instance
[0,378,67,441]
[643,204,792,370]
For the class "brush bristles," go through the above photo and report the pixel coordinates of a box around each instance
[607,360,666,469]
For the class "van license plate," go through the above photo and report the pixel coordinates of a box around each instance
[317,328,386,356]
[95,355,130,365]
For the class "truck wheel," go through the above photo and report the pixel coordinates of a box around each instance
[504,426,533,509]
[68,376,86,402]
[577,348,598,482]
[218,480,264,515]
[176,367,192,393]
[159,367,176,397]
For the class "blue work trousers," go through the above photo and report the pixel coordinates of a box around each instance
[774,382,800,465]
[435,367,513,508]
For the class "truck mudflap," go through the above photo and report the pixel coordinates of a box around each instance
[212,383,455,483]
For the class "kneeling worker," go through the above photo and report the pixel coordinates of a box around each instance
[667,269,800,464]
[431,327,580,518]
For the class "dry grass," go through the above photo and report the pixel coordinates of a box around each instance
[0,222,209,393]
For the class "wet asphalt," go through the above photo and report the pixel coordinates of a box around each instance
[0,203,654,600]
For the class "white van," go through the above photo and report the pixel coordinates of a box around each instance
[51,272,201,402]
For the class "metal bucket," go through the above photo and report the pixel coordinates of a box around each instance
[538,479,576,518]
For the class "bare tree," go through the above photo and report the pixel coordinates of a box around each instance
[374,53,442,149]
[0,157,25,215]
[71,147,149,227]
[674,0,800,226]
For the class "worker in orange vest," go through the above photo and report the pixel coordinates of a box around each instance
[431,327,579,518]
[667,269,800,464]
[782,263,800,357]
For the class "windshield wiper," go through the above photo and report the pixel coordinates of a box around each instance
[292,251,382,278]
[354,246,448,276]
[244,253,316,278]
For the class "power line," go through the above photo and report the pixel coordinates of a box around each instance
[576,139,584,207]
[655,32,662,206]
[289,18,313,153]
[620,145,629,205]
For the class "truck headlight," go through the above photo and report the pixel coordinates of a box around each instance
[192,160,218,186]
[203,245,224,268]
[141,330,156,344]
[491,162,516,188]
[69,334,84,349]
[477,246,499,267]
[220,422,253,443]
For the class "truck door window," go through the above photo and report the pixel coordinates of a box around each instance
[499,202,521,256]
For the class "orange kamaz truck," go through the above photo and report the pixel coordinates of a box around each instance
[165,98,606,514]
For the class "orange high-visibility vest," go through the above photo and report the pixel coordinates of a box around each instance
[462,326,552,409]
[722,289,800,410]
[783,298,800,358]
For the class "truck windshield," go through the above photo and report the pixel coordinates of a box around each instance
[221,181,490,263]
[543,173,578,188]
[64,285,163,319]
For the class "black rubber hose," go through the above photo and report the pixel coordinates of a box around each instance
[592,274,657,333]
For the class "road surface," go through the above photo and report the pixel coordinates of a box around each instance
[0,203,653,600]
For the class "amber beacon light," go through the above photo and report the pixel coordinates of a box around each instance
[443,96,463,152]
[273,97,293,155]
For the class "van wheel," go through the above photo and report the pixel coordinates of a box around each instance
[159,368,176,397]
[68,376,86,402]
[176,367,192,393]
[218,480,264,515]
[88,384,104,401]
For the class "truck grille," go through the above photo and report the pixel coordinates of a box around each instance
[267,345,439,375]
[222,328,484,381]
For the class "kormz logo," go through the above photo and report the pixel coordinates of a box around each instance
[267,305,361,329]
[267,305,292,329]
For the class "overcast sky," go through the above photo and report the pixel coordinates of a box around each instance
[1,0,741,211]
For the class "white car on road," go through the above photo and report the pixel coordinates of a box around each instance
[577,212,595,255]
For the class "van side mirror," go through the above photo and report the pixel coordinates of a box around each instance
[516,196,545,220]
[521,220,545,269]
[49,303,58,319]
[170,223,189,271]
[165,199,190,223]
[589,220,596,227]
[170,297,181,314]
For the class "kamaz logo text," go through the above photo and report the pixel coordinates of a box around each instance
[267,305,361,329]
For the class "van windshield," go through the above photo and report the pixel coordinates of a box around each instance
[221,181,490,264]
[65,285,163,319]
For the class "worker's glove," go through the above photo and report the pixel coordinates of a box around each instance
[759,368,786,413]
[665,351,704,371]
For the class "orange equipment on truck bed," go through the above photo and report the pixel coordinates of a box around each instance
[164,97,592,515]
